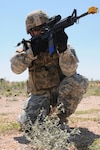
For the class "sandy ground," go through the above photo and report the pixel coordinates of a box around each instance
[0,95,100,150]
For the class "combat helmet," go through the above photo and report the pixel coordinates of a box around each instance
[26,10,49,34]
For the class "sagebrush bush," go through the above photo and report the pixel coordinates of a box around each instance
[24,111,79,150]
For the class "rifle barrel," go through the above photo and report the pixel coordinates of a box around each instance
[77,12,88,19]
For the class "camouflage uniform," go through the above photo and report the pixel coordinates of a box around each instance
[10,44,89,126]
[11,10,89,128]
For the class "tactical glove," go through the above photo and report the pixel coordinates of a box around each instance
[54,29,68,53]
[31,37,48,56]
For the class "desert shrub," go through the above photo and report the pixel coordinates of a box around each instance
[24,112,79,150]
[1,79,100,97]
[0,79,27,96]
[84,80,100,97]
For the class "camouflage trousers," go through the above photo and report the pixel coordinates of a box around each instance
[18,73,89,126]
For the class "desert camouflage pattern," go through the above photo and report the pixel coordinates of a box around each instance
[11,46,79,95]
[10,48,36,74]
[57,73,89,118]
[27,47,79,95]
[27,52,63,95]
[18,94,50,125]
[11,45,89,126]
[18,73,89,126]
[59,45,79,77]
[26,10,49,33]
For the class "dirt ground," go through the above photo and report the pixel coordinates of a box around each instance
[0,95,100,150]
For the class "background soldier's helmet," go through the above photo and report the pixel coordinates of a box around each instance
[26,10,49,34]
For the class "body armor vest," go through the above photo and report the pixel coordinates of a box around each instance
[27,52,64,95]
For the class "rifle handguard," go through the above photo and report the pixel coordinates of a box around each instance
[88,6,99,14]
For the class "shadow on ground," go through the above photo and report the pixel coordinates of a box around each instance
[14,127,100,150]
[14,135,29,144]
[72,127,100,150]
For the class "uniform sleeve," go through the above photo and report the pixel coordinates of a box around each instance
[10,48,37,74]
[59,45,79,77]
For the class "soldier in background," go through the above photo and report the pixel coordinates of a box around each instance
[10,10,89,130]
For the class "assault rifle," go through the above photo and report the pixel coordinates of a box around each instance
[16,6,98,54]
